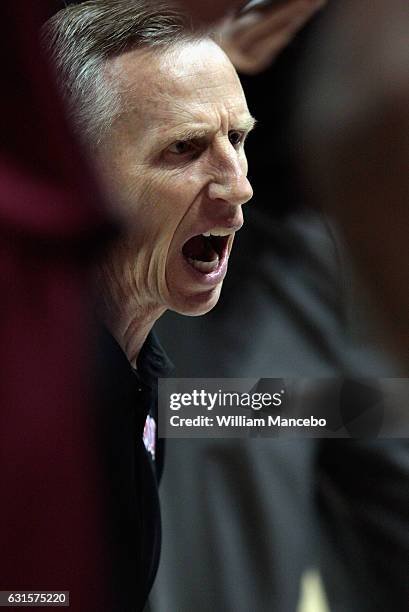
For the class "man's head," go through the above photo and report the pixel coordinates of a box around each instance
[45,0,254,329]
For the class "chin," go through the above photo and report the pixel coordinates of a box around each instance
[169,284,222,317]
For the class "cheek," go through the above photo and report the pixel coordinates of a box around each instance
[132,170,202,260]
[153,170,204,232]
[116,167,176,239]
[106,159,204,252]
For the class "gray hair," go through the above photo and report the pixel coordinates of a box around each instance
[43,0,207,146]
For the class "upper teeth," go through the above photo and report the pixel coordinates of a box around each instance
[202,227,233,238]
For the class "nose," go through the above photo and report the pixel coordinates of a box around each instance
[207,151,253,207]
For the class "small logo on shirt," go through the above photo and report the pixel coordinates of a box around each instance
[143,415,156,461]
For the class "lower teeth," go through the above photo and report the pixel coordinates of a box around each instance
[187,256,219,273]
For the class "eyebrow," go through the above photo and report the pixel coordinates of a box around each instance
[240,116,257,133]
[164,115,257,144]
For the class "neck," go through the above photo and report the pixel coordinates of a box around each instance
[102,302,166,368]
[94,251,166,367]
[121,306,166,367]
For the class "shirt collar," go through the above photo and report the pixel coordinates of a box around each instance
[133,330,173,388]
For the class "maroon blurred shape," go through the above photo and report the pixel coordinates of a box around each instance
[0,1,113,609]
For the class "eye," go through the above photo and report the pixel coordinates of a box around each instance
[228,130,245,148]
[167,140,194,155]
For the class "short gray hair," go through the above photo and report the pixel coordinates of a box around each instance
[43,0,206,146]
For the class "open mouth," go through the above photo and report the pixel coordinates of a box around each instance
[182,231,230,274]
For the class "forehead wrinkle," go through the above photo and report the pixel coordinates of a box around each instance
[151,110,256,149]
[152,91,252,135]
[137,92,215,137]
[112,44,253,149]
[162,74,246,110]
[116,89,253,154]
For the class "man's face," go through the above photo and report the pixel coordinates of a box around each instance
[98,39,254,317]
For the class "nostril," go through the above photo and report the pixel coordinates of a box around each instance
[208,175,253,205]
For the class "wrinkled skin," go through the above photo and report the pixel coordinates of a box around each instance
[96,39,254,362]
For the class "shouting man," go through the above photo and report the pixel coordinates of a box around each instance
[44,0,254,609]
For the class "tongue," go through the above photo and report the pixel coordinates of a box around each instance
[183,235,217,262]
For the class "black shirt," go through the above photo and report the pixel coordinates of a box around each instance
[97,327,172,611]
